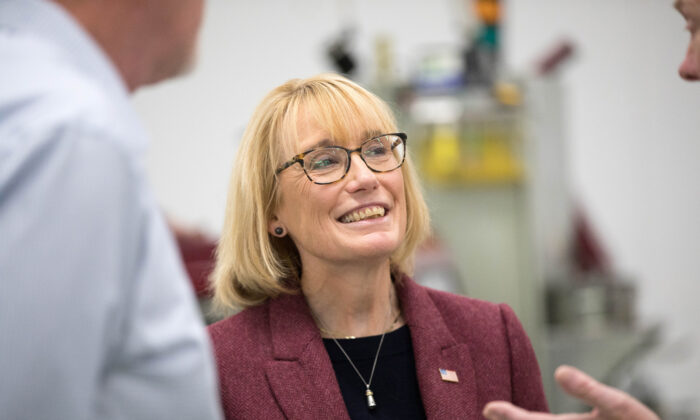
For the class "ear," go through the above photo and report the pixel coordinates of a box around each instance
[268,215,286,237]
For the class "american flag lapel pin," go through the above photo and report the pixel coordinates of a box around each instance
[439,368,459,383]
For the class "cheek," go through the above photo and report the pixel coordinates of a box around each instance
[278,177,332,230]
[191,1,205,37]
[183,0,204,28]
[383,171,407,223]
[397,179,409,233]
[390,172,406,205]
[171,0,205,56]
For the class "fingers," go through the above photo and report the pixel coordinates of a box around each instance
[483,401,597,420]
[554,365,660,420]
[483,401,553,420]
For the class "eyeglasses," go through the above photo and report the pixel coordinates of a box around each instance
[275,133,407,185]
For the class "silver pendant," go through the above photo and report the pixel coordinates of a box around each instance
[366,389,377,409]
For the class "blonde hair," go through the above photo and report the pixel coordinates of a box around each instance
[211,73,430,312]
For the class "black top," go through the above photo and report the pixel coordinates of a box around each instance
[323,325,427,420]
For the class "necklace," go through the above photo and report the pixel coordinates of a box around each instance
[317,308,400,410]
[317,312,401,339]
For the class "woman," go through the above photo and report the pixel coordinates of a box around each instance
[209,73,548,419]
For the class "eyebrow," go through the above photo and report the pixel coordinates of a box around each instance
[305,138,332,151]
[304,130,386,151]
[363,130,384,139]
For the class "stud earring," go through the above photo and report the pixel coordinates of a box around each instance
[274,227,284,236]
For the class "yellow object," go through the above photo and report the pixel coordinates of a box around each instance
[423,125,461,182]
[494,82,522,106]
[420,119,524,186]
[462,134,523,183]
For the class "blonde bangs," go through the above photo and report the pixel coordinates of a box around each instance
[278,78,398,158]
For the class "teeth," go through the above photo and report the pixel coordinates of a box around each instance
[340,206,386,223]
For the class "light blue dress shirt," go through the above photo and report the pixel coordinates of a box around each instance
[0,1,223,419]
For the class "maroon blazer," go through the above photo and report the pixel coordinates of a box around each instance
[208,275,548,419]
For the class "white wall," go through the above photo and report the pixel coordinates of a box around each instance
[133,0,700,408]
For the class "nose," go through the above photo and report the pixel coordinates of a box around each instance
[344,153,378,192]
[679,43,700,81]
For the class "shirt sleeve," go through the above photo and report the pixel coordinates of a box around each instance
[0,122,222,420]
[499,303,549,412]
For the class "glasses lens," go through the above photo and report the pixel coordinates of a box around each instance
[304,147,347,183]
[362,135,405,171]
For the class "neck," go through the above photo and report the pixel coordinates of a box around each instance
[53,0,165,91]
[301,259,401,338]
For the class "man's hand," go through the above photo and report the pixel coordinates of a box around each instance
[483,365,660,420]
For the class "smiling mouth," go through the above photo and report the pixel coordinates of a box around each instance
[340,206,386,224]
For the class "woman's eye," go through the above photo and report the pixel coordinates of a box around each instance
[310,155,340,170]
[365,145,388,157]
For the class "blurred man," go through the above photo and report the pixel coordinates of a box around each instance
[0,0,222,419]
[483,1,699,419]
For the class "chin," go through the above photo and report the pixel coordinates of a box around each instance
[348,236,401,260]
[147,48,197,87]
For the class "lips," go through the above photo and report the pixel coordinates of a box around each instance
[339,205,387,224]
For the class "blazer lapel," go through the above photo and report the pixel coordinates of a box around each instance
[264,293,350,420]
[398,276,479,420]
